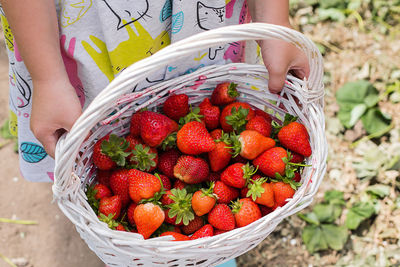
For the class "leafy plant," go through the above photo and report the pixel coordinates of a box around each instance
[345,201,376,230]
[299,190,348,253]
[0,120,18,152]
[336,80,392,137]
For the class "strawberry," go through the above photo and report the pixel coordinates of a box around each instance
[210,129,223,140]
[208,172,221,182]
[140,111,178,148]
[230,130,276,160]
[208,204,235,231]
[158,149,181,178]
[231,198,261,227]
[293,172,301,182]
[161,190,175,206]
[160,231,190,241]
[109,169,131,207]
[115,223,127,231]
[173,179,187,190]
[166,188,195,226]
[213,181,239,204]
[159,174,172,191]
[164,209,184,226]
[221,163,257,189]
[163,94,190,121]
[98,195,122,219]
[290,151,305,163]
[259,204,274,216]
[240,187,249,198]
[130,110,145,137]
[191,184,217,216]
[220,102,255,133]
[231,154,248,164]
[211,82,239,105]
[277,121,311,157]
[190,224,214,240]
[214,229,228,235]
[246,115,272,137]
[134,203,165,239]
[208,131,232,172]
[174,155,209,184]
[128,169,162,203]
[246,178,275,207]
[272,181,295,208]
[199,98,220,130]
[254,109,272,123]
[93,134,130,170]
[92,184,112,200]
[97,170,111,187]
[177,121,215,155]
[181,215,204,235]
[127,203,137,227]
[253,147,288,178]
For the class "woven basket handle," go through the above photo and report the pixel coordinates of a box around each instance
[53,23,323,199]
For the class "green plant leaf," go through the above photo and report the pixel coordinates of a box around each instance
[319,0,346,9]
[321,224,348,251]
[349,103,367,127]
[366,184,390,198]
[318,8,346,21]
[345,201,376,230]
[364,94,380,108]
[324,190,345,206]
[360,108,392,135]
[313,203,342,223]
[302,225,328,253]
[298,212,320,225]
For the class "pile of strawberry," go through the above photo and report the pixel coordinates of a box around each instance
[86,82,312,241]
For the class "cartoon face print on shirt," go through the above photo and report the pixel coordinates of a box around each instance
[102,0,150,30]
[196,1,225,30]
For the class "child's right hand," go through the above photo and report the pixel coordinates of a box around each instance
[30,78,82,158]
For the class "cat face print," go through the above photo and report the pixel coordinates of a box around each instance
[102,0,150,30]
[196,1,225,30]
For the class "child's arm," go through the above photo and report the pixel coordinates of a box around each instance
[247,0,310,93]
[1,0,82,158]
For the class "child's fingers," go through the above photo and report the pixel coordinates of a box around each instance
[265,64,289,94]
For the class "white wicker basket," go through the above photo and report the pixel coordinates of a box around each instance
[53,23,326,267]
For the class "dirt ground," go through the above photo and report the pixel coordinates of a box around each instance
[0,45,104,267]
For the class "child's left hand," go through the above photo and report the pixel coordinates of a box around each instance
[259,38,310,94]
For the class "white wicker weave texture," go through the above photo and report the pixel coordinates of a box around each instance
[53,23,326,267]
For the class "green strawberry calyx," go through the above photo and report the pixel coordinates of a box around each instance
[86,184,99,214]
[160,132,177,151]
[230,199,243,214]
[227,83,239,98]
[179,106,204,126]
[227,132,241,157]
[200,182,218,199]
[242,163,258,184]
[99,213,120,229]
[101,134,131,167]
[131,144,157,171]
[246,178,268,201]
[167,188,195,226]
[226,106,249,133]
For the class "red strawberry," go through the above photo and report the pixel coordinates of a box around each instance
[97,170,111,187]
[290,151,305,163]
[181,216,204,235]
[174,155,209,184]
[259,204,274,216]
[213,181,239,204]
[173,179,187,190]
[130,110,144,137]
[211,82,239,105]
[98,195,122,219]
[253,147,288,178]
[220,102,255,133]
[93,134,130,170]
[127,203,137,227]
[177,121,215,155]
[246,115,272,137]
[231,154,248,164]
[246,178,275,207]
[115,223,127,231]
[230,130,276,160]
[163,94,190,121]
[272,181,295,207]
[293,172,301,182]
[278,122,311,157]
[93,184,112,200]
[208,172,221,182]
[232,198,261,227]
[159,174,171,191]
[199,98,220,130]
[161,190,175,206]
[190,224,214,240]
[192,184,217,216]
[140,111,178,148]
[214,229,228,235]
[109,169,131,207]
[128,169,162,203]
[208,204,235,231]
[208,132,232,172]
[240,187,249,198]
[160,231,190,241]
[158,149,181,178]
[221,163,257,189]
[210,129,223,140]
[164,209,184,226]
[254,109,272,123]
[134,203,165,239]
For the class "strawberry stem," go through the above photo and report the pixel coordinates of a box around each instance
[246,178,268,201]
[225,106,249,133]
[179,106,204,126]
[101,134,131,167]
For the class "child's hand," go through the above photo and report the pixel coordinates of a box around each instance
[30,79,82,158]
[259,38,310,94]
